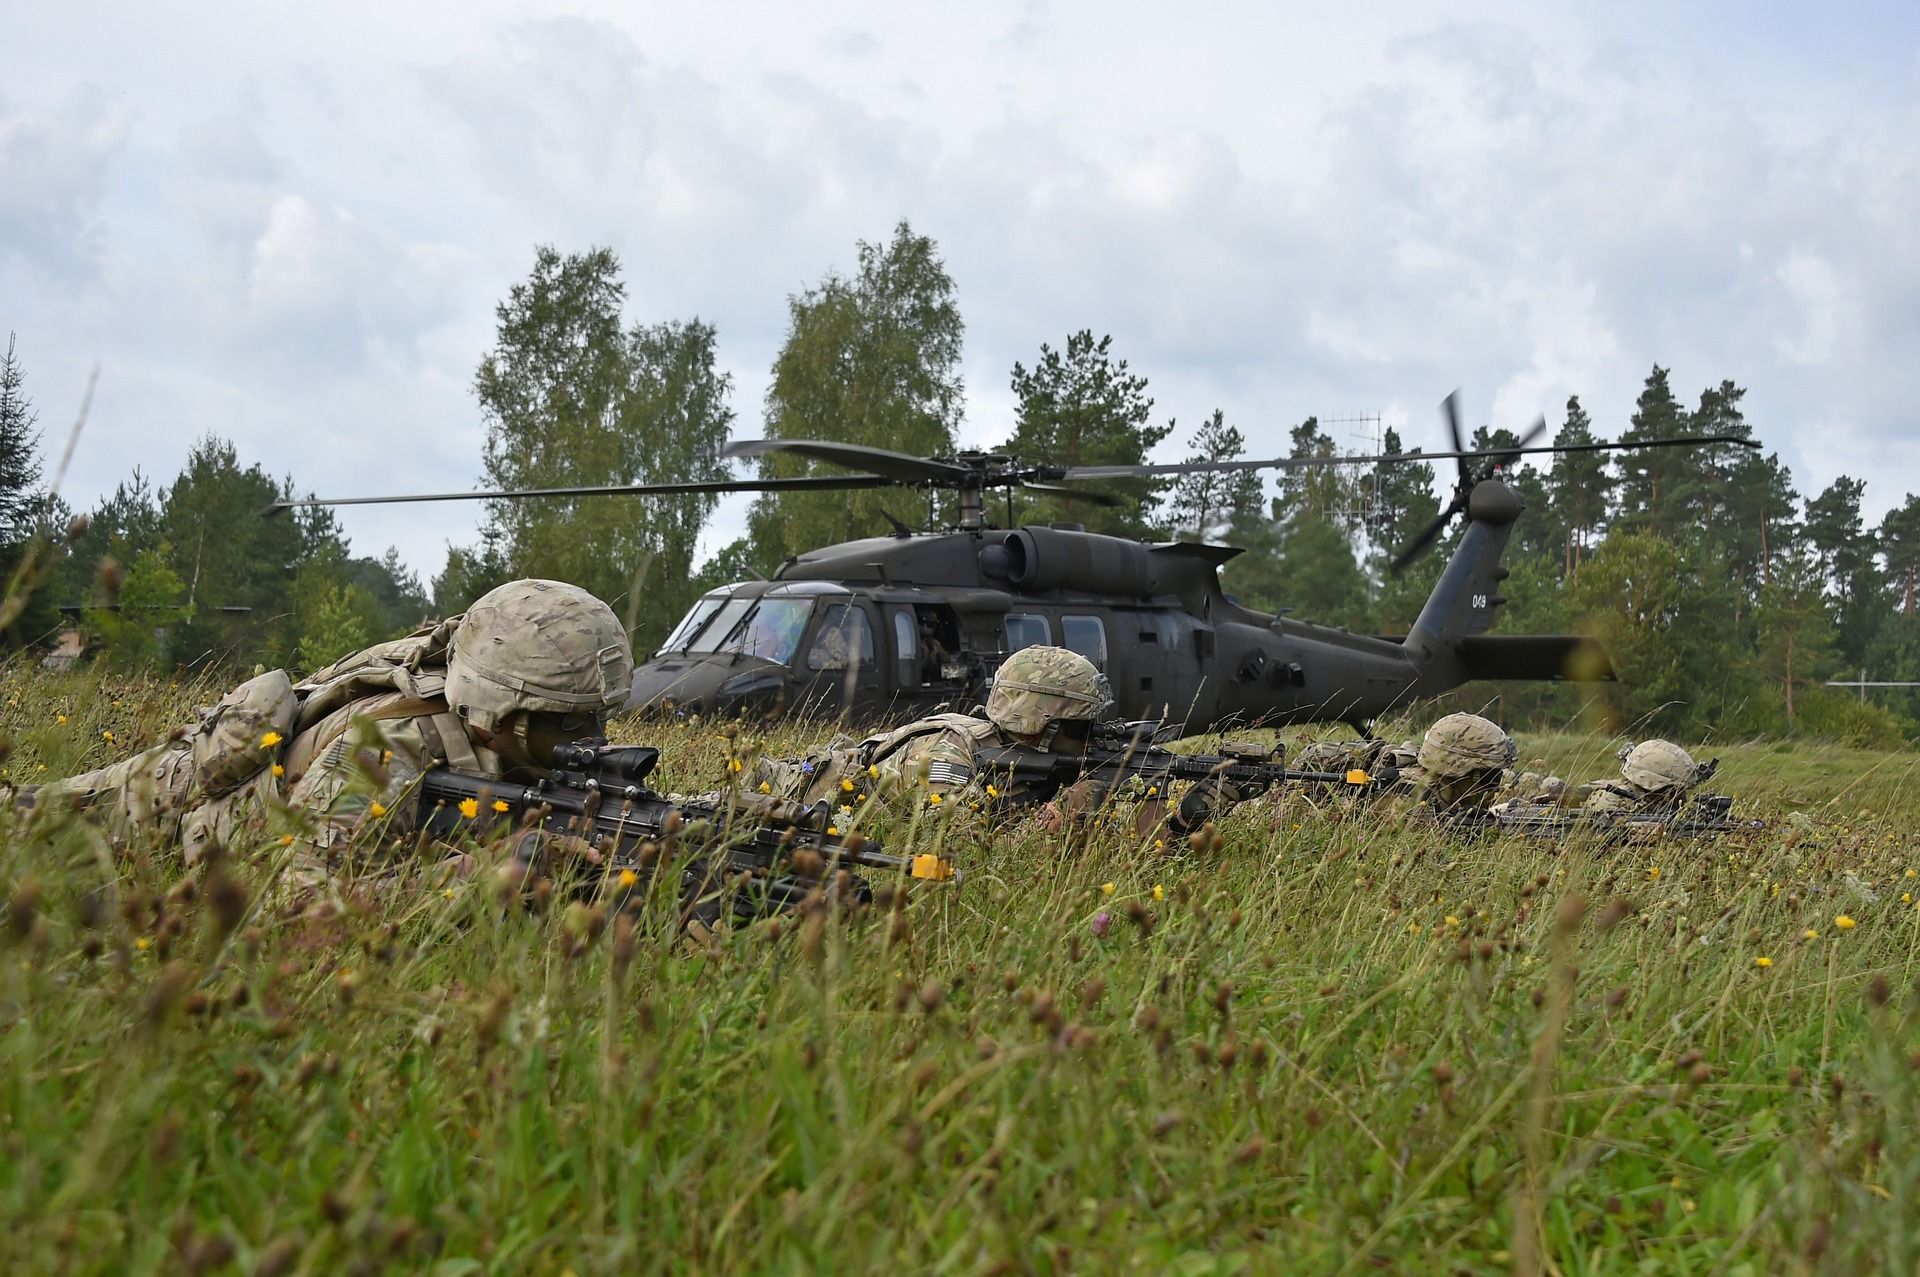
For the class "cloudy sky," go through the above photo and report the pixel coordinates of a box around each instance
[4,0,1917,582]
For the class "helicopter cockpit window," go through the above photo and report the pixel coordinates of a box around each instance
[687,597,755,654]
[660,591,731,652]
[1003,613,1052,652]
[1060,615,1108,671]
[807,604,875,671]
[706,597,815,665]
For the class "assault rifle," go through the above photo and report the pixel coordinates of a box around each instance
[973,720,1394,828]
[1485,793,1765,842]
[418,741,957,923]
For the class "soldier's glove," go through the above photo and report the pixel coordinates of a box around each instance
[1171,778,1248,835]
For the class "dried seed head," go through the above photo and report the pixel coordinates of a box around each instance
[1555,895,1590,934]
[1867,974,1891,1007]
[1151,1110,1184,1137]
[1596,898,1634,932]
[1079,977,1106,1010]
[1433,1061,1455,1086]
[916,980,945,1013]
[1688,1062,1711,1086]
[1232,1135,1267,1165]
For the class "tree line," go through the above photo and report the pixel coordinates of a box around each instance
[5,224,1918,745]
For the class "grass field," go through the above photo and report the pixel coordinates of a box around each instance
[2,665,1918,1274]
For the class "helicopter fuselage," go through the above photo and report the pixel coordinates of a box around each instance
[626,520,1490,734]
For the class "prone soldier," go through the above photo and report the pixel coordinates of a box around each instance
[20,579,634,896]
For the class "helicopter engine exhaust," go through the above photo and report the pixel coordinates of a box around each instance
[998,527,1157,598]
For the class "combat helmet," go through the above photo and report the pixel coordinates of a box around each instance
[445,580,633,733]
[1618,739,1699,795]
[985,646,1109,743]
[1417,713,1517,779]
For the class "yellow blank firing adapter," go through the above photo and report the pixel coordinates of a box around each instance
[911,853,957,881]
[1345,769,1371,785]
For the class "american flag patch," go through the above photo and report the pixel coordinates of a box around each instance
[925,759,973,788]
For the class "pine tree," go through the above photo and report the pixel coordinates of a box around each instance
[1613,365,1691,536]
[1166,410,1261,541]
[1545,396,1610,574]
[1001,331,1168,537]
[1879,494,1920,616]
[0,334,43,546]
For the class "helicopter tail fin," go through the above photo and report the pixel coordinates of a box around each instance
[1403,480,1521,670]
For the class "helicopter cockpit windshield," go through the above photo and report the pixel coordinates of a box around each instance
[662,582,851,668]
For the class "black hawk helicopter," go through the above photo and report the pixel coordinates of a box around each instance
[273,395,1754,736]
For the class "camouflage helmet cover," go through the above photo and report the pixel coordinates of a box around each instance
[1418,712,1517,779]
[1619,739,1698,793]
[985,646,1108,737]
[445,579,633,731]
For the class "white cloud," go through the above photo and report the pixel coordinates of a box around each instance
[4,1,1920,575]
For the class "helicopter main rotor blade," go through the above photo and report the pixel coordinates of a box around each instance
[1389,495,1467,573]
[1057,433,1760,482]
[1018,481,1125,507]
[264,473,898,515]
[1441,389,1472,490]
[723,438,977,485]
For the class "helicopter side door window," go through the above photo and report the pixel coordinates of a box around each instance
[1003,613,1051,653]
[1060,615,1108,671]
[807,604,875,671]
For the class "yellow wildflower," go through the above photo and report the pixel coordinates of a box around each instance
[55,713,66,725]
[279,835,294,847]
[1903,893,1913,905]
[617,868,639,889]
[271,763,285,778]
[1906,869,1916,879]
[1407,922,1423,935]
[841,778,855,792]
[927,792,943,805]
[369,801,388,819]
[728,758,743,773]
[101,729,114,743]
[382,750,393,764]
[1834,915,1857,930]
[827,826,839,836]
[1754,956,1773,968]
[492,799,510,813]
[1445,915,1461,928]
[134,936,151,951]
[1803,929,1819,941]
[1647,866,1661,881]
[458,798,480,819]
[1151,884,1164,902]
[1101,882,1116,896]
[867,764,879,779]
[260,730,283,748]
[442,888,455,900]
[985,784,999,799]
[758,780,771,794]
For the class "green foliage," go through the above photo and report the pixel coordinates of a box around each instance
[460,245,733,647]
[293,572,376,674]
[1002,330,1169,537]
[1789,685,1908,748]
[0,333,44,546]
[1165,410,1260,541]
[2,670,1918,1272]
[1276,514,1369,630]
[748,222,964,562]
[85,545,190,669]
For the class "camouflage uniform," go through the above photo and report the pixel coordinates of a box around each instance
[746,646,1110,821]
[28,579,632,892]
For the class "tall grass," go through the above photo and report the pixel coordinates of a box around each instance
[1,664,1916,1274]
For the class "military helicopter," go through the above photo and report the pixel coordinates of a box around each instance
[274,395,1754,735]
